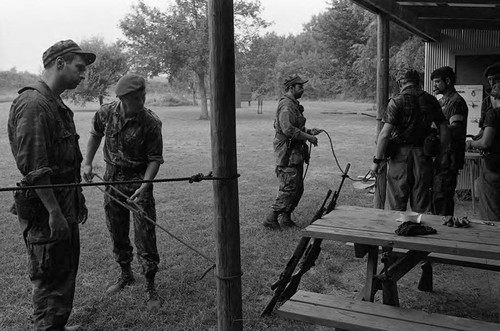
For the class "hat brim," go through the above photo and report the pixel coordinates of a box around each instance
[74,51,96,65]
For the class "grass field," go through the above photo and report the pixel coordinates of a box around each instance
[0,99,498,330]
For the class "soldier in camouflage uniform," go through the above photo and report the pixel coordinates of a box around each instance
[430,66,468,216]
[263,75,322,230]
[8,40,95,331]
[83,73,164,309]
[370,68,450,213]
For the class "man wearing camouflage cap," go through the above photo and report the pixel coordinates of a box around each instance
[370,68,450,213]
[83,73,164,309]
[263,74,322,230]
[8,39,95,331]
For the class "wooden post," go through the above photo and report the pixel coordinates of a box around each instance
[373,13,390,209]
[208,1,243,330]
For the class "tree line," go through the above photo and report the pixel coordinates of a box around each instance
[2,0,424,118]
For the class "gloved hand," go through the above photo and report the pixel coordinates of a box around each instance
[308,128,323,135]
[442,216,470,228]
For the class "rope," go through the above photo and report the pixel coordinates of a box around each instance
[92,174,216,279]
[320,130,374,183]
[0,172,240,192]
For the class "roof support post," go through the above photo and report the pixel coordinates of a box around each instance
[208,0,243,330]
[374,12,390,209]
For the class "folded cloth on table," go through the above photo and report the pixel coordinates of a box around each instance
[395,221,437,236]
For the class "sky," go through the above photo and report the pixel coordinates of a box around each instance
[0,0,330,74]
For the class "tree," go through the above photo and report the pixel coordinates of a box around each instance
[119,0,267,120]
[64,37,129,105]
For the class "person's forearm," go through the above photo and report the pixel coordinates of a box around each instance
[439,123,451,153]
[84,134,102,166]
[35,175,62,215]
[375,132,389,159]
[140,161,161,190]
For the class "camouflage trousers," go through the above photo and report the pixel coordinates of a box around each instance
[104,170,159,276]
[386,146,433,213]
[432,169,459,216]
[271,164,304,213]
[14,187,80,331]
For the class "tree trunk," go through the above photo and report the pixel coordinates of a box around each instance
[98,95,104,105]
[197,71,209,120]
[191,81,198,106]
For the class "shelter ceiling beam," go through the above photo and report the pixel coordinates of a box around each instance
[398,0,499,5]
[352,0,441,42]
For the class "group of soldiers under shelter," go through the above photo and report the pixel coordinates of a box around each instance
[7,38,500,331]
[265,65,500,231]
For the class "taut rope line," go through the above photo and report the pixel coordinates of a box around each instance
[0,172,240,192]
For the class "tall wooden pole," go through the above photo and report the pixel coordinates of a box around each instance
[374,13,390,209]
[208,1,243,330]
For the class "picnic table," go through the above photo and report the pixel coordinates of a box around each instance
[277,205,500,330]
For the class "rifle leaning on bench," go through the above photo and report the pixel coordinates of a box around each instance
[261,163,350,316]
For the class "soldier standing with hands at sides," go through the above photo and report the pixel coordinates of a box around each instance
[263,74,322,230]
[8,40,95,331]
[83,74,164,309]
[370,68,450,213]
[430,66,468,216]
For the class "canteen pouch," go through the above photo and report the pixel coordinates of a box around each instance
[424,129,440,157]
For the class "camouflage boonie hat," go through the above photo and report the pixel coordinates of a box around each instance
[284,74,308,88]
[42,40,96,68]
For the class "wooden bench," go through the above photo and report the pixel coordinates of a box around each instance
[346,242,500,270]
[277,290,500,331]
[346,243,500,292]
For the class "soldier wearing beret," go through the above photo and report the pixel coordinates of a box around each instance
[263,74,322,230]
[474,62,500,140]
[430,66,468,216]
[8,39,95,331]
[370,68,450,213]
[83,73,164,309]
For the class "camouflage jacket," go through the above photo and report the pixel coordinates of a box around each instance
[273,95,308,167]
[384,85,446,147]
[90,101,164,170]
[8,80,83,185]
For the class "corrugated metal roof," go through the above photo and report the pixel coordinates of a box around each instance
[350,1,500,42]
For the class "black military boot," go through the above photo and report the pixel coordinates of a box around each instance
[105,264,135,295]
[145,273,161,310]
[263,210,280,230]
[280,212,298,228]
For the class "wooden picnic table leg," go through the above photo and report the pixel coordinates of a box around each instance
[354,244,379,302]
[379,250,430,306]
[417,261,433,292]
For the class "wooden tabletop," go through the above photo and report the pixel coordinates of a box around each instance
[303,205,500,260]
